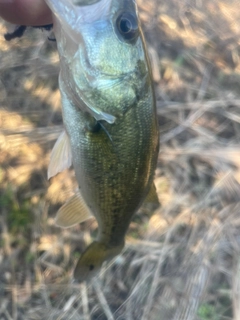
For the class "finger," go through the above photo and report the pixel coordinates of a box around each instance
[0,0,53,26]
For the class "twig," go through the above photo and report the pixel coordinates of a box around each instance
[233,257,240,320]
[141,231,171,320]
[11,285,17,320]
[160,107,206,143]
[157,99,240,114]
[196,64,213,101]
[3,309,14,320]
[80,282,90,320]
[93,280,114,320]
[63,295,77,312]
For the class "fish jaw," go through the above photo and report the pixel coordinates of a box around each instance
[73,241,124,282]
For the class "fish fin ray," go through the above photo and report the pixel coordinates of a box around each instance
[73,241,124,282]
[144,183,160,206]
[48,130,72,179]
[55,190,93,228]
[90,107,116,124]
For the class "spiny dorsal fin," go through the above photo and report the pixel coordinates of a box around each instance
[48,130,72,179]
[55,190,93,228]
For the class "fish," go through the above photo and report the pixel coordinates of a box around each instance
[45,0,159,282]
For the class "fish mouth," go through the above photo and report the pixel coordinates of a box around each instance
[73,0,102,6]
[73,0,112,25]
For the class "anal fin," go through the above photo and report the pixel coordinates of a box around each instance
[55,190,93,228]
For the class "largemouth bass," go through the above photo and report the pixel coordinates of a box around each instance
[45,0,159,282]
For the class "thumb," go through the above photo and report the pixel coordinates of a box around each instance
[0,0,52,26]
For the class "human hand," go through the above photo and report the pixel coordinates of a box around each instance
[0,0,52,26]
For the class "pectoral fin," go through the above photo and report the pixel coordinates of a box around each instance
[89,106,116,124]
[144,183,160,206]
[48,130,72,179]
[55,190,93,228]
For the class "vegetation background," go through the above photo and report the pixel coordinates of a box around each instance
[1,0,240,319]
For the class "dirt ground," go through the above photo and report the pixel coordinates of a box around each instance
[1,0,240,319]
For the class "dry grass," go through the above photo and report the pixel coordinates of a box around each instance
[1,0,240,319]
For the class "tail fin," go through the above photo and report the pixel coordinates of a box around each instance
[73,241,124,282]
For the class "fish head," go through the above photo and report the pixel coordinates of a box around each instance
[46,0,150,121]
[73,241,123,282]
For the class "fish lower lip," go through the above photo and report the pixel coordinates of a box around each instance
[73,0,101,5]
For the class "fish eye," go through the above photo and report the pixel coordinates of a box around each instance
[116,12,139,43]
